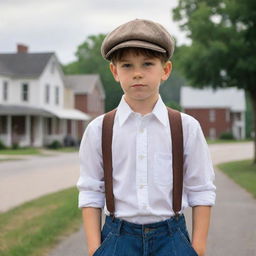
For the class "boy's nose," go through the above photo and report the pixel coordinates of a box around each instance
[133,70,143,79]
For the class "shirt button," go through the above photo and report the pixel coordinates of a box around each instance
[143,205,147,209]
[140,185,144,189]
[140,128,144,133]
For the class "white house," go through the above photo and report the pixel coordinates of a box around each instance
[180,86,246,140]
[0,44,90,147]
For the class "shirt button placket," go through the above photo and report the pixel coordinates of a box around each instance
[136,118,149,210]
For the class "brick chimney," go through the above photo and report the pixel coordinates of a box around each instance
[17,44,28,53]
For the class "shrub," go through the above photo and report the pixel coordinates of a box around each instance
[47,140,62,149]
[219,132,234,140]
[12,143,20,149]
[0,140,7,150]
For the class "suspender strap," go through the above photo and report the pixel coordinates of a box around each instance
[102,107,183,218]
[167,107,184,215]
[102,108,117,218]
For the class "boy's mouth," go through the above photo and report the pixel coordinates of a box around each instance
[132,84,146,87]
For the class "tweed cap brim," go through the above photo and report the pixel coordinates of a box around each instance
[105,40,166,60]
[101,19,175,61]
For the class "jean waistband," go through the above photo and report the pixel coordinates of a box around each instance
[104,214,186,236]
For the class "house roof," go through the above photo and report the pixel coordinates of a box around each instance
[64,74,106,98]
[180,86,246,112]
[0,52,54,78]
[0,104,91,120]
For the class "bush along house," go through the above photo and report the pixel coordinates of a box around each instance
[180,86,246,140]
[0,44,105,148]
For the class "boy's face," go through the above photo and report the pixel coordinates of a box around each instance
[110,51,172,103]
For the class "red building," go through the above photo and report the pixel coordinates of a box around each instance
[180,86,246,140]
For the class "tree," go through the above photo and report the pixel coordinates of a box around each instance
[173,0,256,163]
[63,34,122,112]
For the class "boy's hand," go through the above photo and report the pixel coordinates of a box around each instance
[88,245,100,256]
[192,243,206,256]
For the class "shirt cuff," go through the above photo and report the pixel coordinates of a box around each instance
[78,191,105,208]
[188,190,216,207]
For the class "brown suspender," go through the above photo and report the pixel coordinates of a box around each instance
[102,107,184,218]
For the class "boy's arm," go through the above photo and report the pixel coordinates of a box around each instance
[82,207,102,256]
[192,205,212,256]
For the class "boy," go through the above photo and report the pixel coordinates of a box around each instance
[77,19,216,256]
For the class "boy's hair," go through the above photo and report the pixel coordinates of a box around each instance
[110,47,169,65]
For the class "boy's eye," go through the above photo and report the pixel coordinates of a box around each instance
[121,63,132,68]
[143,62,154,66]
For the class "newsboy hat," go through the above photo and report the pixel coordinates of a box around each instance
[101,19,175,61]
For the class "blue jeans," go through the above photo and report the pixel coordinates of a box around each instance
[92,214,198,256]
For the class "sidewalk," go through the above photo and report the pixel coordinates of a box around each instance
[47,142,256,256]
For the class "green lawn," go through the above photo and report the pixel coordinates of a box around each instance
[0,187,82,256]
[0,147,78,155]
[0,148,41,155]
[47,147,79,153]
[207,139,252,144]
[218,159,256,198]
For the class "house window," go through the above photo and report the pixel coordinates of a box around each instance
[55,86,59,105]
[209,128,216,140]
[22,83,29,101]
[45,84,50,103]
[236,112,241,121]
[0,116,7,134]
[3,81,8,101]
[209,109,216,122]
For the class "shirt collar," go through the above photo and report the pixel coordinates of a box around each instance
[116,94,168,127]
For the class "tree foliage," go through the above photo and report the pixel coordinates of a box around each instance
[173,0,256,162]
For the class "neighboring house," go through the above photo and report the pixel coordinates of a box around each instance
[0,44,93,147]
[180,86,246,140]
[64,74,105,139]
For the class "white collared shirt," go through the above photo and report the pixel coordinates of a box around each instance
[77,94,216,224]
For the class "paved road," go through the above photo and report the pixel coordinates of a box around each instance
[0,151,80,212]
[1,143,255,255]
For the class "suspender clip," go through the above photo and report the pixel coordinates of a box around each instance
[174,212,180,220]
[110,212,115,222]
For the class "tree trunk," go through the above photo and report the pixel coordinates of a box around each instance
[249,91,256,164]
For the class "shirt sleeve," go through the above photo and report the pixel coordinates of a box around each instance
[76,120,105,208]
[183,117,216,207]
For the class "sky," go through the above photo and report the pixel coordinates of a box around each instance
[0,0,188,65]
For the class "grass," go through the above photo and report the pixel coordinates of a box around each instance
[207,138,252,144]
[0,148,41,155]
[0,147,78,155]
[218,159,256,198]
[0,187,82,256]
[47,147,79,153]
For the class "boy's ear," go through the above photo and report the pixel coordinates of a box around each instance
[109,63,120,82]
[161,61,172,81]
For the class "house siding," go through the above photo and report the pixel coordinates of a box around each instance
[184,108,232,139]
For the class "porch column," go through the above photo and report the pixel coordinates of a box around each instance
[34,116,43,147]
[6,115,12,147]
